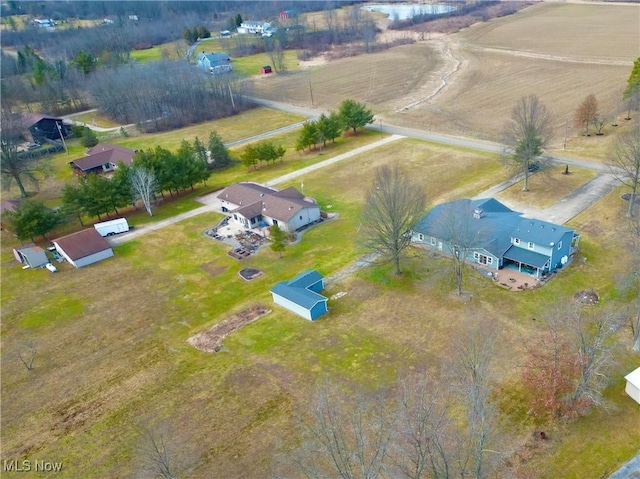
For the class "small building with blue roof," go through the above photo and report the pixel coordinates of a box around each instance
[411,198,580,278]
[270,270,328,320]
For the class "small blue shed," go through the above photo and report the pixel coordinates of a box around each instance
[270,270,328,321]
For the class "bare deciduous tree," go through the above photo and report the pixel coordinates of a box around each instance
[569,304,621,411]
[574,94,599,136]
[608,119,640,217]
[436,201,484,296]
[137,423,182,479]
[293,383,394,479]
[521,302,620,420]
[17,340,36,371]
[502,95,553,191]
[451,316,499,479]
[391,375,456,479]
[361,164,426,275]
[130,166,157,217]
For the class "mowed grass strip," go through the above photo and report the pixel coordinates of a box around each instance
[114,107,306,152]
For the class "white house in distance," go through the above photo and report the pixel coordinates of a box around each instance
[53,228,114,268]
[625,367,640,405]
[237,21,271,34]
[216,182,321,234]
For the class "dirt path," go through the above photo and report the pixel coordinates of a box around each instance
[395,38,463,112]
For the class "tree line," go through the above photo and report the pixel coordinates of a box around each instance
[6,132,231,241]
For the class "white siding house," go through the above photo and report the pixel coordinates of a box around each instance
[625,367,640,405]
[217,182,321,234]
[53,229,114,268]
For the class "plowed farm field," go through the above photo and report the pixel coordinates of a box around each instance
[250,2,639,145]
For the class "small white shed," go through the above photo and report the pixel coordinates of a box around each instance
[624,367,640,405]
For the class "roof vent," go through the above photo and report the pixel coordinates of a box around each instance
[473,207,484,219]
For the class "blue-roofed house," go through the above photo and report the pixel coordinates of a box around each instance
[196,52,232,74]
[270,270,328,320]
[411,198,580,278]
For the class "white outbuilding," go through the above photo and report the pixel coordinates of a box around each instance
[53,228,114,268]
[624,367,640,405]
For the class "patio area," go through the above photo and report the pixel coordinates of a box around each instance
[493,268,539,291]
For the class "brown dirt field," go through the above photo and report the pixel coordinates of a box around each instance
[187,305,270,352]
[201,261,228,277]
[250,2,638,153]
[456,3,639,62]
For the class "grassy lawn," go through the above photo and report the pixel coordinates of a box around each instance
[114,107,306,152]
[232,50,301,77]
[1,133,637,477]
[130,41,184,63]
[66,112,120,128]
[496,165,598,208]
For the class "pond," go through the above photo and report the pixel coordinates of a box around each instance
[362,3,456,20]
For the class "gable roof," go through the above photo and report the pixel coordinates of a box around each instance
[20,113,62,126]
[271,270,326,310]
[53,228,112,260]
[13,245,49,267]
[218,182,318,222]
[511,218,573,245]
[413,198,575,258]
[71,144,136,171]
[197,52,231,64]
[414,198,522,257]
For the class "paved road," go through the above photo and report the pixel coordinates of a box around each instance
[107,97,623,246]
[251,98,613,174]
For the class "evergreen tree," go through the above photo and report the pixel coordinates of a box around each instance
[338,99,374,135]
[207,131,231,169]
[270,223,286,258]
[8,200,59,242]
[81,127,99,148]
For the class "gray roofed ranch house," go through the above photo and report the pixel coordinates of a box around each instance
[271,270,328,320]
[216,182,321,234]
[411,198,580,279]
[196,52,232,74]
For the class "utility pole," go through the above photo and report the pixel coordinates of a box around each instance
[563,116,569,151]
[56,121,68,154]
[309,81,314,107]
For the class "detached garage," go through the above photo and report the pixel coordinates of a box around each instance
[271,270,328,321]
[53,228,114,268]
[625,367,640,405]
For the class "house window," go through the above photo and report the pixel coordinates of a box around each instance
[417,233,424,241]
[528,242,534,250]
[430,237,437,246]
[514,238,520,245]
[558,241,562,250]
[299,216,303,220]
[473,252,480,260]
[487,257,493,264]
